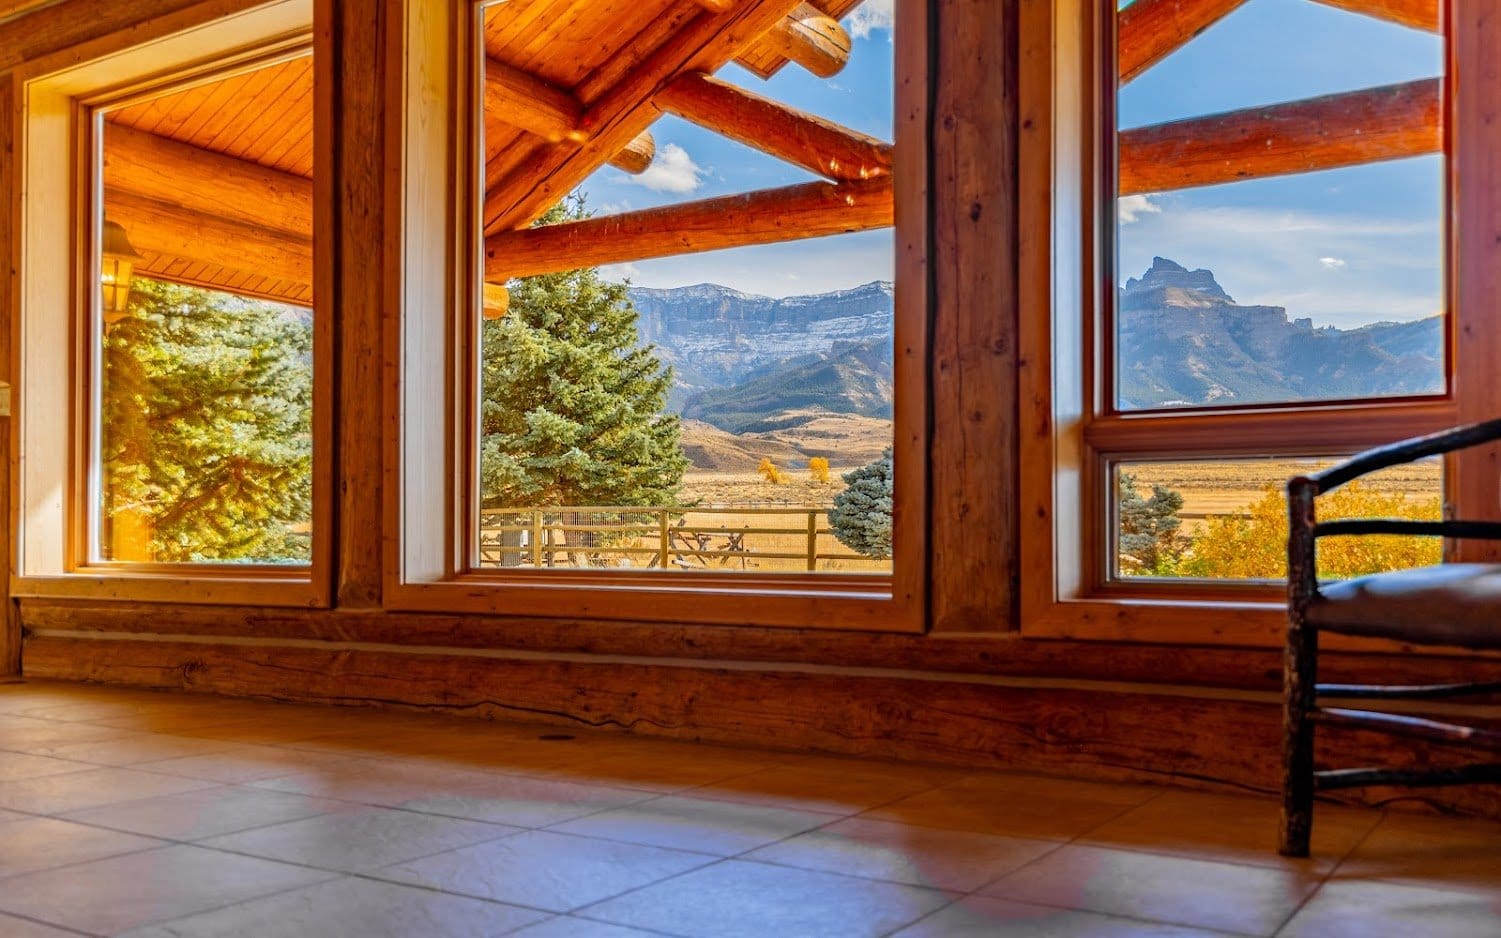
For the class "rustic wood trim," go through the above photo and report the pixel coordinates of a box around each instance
[656,71,892,182]
[329,0,383,607]
[22,633,1501,818]
[1119,79,1441,197]
[1449,0,1501,563]
[483,177,893,281]
[0,73,15,677]
[480,0,804,235]
[927,0,1016,633]
[1117,0,1247,85]
[1309,0,1438,31]
[23,597,1501,689]
[102,123,313,237]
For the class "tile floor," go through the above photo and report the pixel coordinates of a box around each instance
[0,680,1498,937]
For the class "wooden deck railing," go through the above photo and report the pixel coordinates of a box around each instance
[476,505,881,572]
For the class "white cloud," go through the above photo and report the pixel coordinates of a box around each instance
[1118,194,1162,225]
[602,229,894,297]
[1118,200,1442,327]
[1320,256,1346,269]
[845,0,894,39]
[623,143,704,194]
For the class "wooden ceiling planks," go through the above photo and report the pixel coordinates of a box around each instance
[105,56,314,179]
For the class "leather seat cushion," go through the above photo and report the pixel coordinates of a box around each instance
[1305,563,1501,649]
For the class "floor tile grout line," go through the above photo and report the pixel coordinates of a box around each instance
[1267,806,1393,938]
[878,892,1261,938]
[0,907,104,938]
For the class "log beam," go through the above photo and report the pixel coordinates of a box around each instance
[745,1,850,78]
[1309,0,1438,32]
[1119,78,1440,196]
[1118,0,1248,84]
[104,189,312,288]
[483,0,806,234]
[103,123,312,237]
[486,176,892,281]
[484,58,656,175]
[657,71,892,181]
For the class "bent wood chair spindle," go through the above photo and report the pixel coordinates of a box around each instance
[1281,416,1501,857]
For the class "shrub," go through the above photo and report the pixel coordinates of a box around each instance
[829,449,893,559]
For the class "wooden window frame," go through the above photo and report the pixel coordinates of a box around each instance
[384,0,928,631]
[1018,0,1501,647]
[9,0,333,608]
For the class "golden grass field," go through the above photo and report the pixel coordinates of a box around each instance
[484,459,1437,574]
[1121,458,1442,532]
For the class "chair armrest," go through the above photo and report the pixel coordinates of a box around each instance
[1296,416,1501,497]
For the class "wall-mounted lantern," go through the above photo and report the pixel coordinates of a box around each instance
[100,217,142,323]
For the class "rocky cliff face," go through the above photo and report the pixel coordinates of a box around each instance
[1118,257,1443,409]
[629,281,894,395]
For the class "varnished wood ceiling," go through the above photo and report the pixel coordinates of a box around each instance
[97,0,875,307]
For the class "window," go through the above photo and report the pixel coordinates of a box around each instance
[14,0,328,604]
[93,51,315,565]
[391,0,925,627]
[1019,0,1501,643]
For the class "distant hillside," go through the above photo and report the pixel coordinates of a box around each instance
[1118,257,1442,409]
[681,339,893,434]
[629,281,893,406]
[679,414,892,471]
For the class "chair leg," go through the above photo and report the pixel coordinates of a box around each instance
[1280,622,1318,857]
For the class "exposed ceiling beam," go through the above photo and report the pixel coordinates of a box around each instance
[745,2,850,78]
[483,0,807,235]
[1118,0,1248,84]
[1308,0,1438,31]
[102,124,312,238]
[105,189,312,288]
[483,57,656,175]
[657,71,891,181]
[485,176,892,281]
[1119,78,1440,196]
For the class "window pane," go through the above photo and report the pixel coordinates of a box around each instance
[474,2,896,574]
[1113,457,1442,581]
[95,52,314,563]
[1114,0,1446,411]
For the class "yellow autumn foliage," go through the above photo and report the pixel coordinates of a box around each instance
[757,457,785,484]
[1175,481,1442,580]
[808,457,831,483]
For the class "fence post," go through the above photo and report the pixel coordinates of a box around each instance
[806,511,819,571]
[659,509,670,568]
[530,510,542,567]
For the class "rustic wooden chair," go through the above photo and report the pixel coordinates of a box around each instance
[1281,416,1501,858]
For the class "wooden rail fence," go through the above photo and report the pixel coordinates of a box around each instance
[477,505,880,572]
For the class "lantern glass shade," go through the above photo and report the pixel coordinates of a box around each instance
[100,218,141,318]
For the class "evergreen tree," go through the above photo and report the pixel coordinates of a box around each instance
[1116,471,1187,575]
[102,277,313,562]
[829,448,893,559]
[479,200,687,508]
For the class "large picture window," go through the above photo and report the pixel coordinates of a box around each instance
[13,0,328,604]
[1017,0,1496,644]
[389,0,924,628]
[92,50,316,565]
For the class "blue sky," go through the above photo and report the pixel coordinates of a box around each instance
[587,2,895,296]
[580,0,1442,321]
[1118,0,1444,328]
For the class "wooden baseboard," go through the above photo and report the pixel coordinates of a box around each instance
[22,632,1501,819]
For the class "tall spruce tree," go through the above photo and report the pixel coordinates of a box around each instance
[479,200,687,509]
[102,277,313,563]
